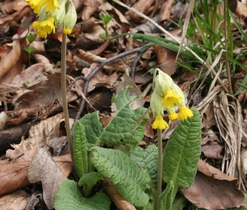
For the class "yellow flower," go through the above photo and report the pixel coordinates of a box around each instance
[167,108,178,121]
[150,68,193,129]
[32,17,55,38]
[26,0,41,13]
[178,106,193,121]
[152,115,168,130]
[40,17,55,34]
[162,87,181,108]
[39,0,60,13]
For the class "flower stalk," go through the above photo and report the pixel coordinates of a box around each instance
[25,0,77,165]
[61,33,73,163]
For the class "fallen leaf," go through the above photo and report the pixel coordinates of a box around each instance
[0,38,27,82]
[28,147,71,209]
[0,161,30,196]
[154,46,177,75]
[181,160,247,209]
[0,189,29,210]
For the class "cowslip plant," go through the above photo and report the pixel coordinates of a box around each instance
[55,80,201,209]
[25,0,77,163]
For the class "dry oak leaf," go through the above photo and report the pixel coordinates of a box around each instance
[0,189,29,210]
[0,38,27,82]
[181,159,247,210]
[28,148,72,210]
[0,161,30,196]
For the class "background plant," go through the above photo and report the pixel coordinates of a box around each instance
[99,13,113,40]
[23,33,36,65]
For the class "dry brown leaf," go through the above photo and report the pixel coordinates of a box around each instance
[234,1,247,19]
[103,177,136,210]
[6,113,67,162]
[0,161,30,196]
[11,63,46,87]
[114,73,145,110]
[0,0,28,13]
[201,103,216,129]
[99,2,131,33]
[81,0,103,21]
[0,189,29,210]
[28,147,71,209]
[82,64,119,92]
[159,0,173,22]
[154,46,177,75]
[0,38,27,82]
[125,0,155,23]
[181,159,247,209]
[201,138,223,160]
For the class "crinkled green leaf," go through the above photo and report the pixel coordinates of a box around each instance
[78,111,103,147]
[158,180,174,210]
[163,108,201,188]
[79,87,149,147]
[73,121,88,178]
[54,180,111,210]
[129,145,158,189]
[78,172,103,189]
[90,146,150,207]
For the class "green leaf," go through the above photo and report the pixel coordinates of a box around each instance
[163,108,201,189]
[26,33,36,43]
[129,145,158,189]
[90,146,150,207]
[99,13,113,25]
[23,46,36,54]
[78,172,103,189]
[73,121,88,178]
[158,180,174,210]
[54,179,111,210]
[79,87,149,147]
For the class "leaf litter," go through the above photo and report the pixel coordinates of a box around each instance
[0,0,246,209]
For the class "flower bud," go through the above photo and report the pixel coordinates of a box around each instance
[63,2,77,34]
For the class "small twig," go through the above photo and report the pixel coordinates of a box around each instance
[131,49,146,79]
[74,43,152,122]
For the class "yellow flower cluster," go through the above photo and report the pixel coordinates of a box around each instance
[150,69,193,130]
[26,0,77,38]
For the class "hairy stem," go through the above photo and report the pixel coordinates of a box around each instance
[155,129,163,209]
[61,33,73,163]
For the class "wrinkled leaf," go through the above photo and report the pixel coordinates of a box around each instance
[78,172,103,189]
[158,180,174,210]
[73,121,88,178]
[79,87,149,147]
[163,108,201,190]
[129,145,158,189]
[90,146,150,207]
[55,179,111,210]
